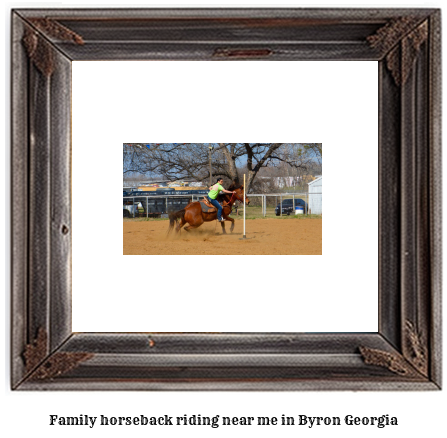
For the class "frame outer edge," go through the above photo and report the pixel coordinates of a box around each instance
[10,7,441,391]
[12,7,439,20]
[428,10,442,388]
[11,12,29,388]
[16,379,440,392]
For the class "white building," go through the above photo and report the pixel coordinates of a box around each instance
[274,176,302,188]
[308,176,322,214]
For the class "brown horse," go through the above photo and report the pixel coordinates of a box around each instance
[167,184,249,235]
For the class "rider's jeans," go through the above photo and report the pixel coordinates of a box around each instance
[208,197,222,220]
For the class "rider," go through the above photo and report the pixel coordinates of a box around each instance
[207,178,236,222]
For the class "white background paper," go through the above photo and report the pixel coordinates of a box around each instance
[2,1,445,438]
[72,60,378,333]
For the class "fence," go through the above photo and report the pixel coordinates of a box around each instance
[123,194,209,218]
[242,193,323,217]
[123,193,322,219]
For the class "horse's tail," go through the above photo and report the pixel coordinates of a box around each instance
[167,209,186,234]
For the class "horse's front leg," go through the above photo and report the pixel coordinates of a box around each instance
[226,216,235,233]
[221,208,234,234]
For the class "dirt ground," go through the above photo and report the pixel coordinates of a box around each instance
[123,218,322,255]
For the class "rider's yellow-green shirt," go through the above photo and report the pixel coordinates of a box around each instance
[208,183,224,200]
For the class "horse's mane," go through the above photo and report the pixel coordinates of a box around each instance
[217,193,227,202]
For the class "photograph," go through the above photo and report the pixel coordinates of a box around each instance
[122,143,322,255]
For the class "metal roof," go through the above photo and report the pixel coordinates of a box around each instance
[308,176,322,186]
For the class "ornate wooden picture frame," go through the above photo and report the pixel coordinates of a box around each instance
[11,8,441,390]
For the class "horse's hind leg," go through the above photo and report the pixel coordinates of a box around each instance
[176,217,187,233]
[184,214,204,232]
[184,224,201,232]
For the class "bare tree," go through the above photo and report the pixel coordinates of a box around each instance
[302,143,322,165]
[123,143,322,192]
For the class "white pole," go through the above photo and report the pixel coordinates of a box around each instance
[243,174,246,238]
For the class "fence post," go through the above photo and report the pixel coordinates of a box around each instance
[146,196,148,218]
[280,195,282,217]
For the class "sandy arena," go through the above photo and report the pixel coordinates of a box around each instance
[123,218,322,255]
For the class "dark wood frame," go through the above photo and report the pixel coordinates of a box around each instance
[11,8,441,390]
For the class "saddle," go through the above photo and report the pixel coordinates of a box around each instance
[202,197,215,209]
[200,197,224,213]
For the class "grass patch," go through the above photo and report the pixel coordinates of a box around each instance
[230,205,320,220]
[233,214,322,220]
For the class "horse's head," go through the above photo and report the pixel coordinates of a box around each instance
[232,185,250,205]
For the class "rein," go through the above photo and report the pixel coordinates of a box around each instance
[225,191,243,206]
